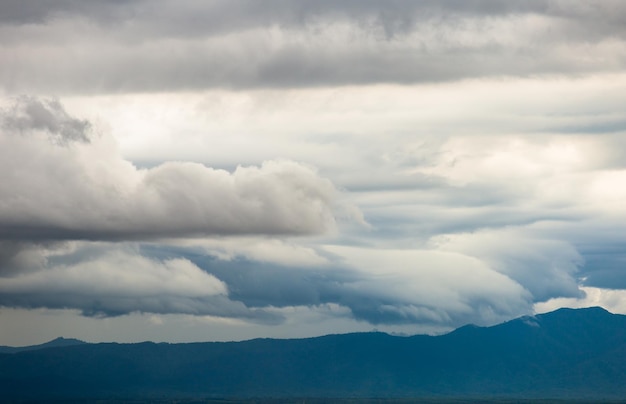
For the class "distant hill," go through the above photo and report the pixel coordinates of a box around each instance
[0,336,85,354]
[1,307,625,401]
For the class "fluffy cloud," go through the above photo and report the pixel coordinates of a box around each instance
[0,96,340,242]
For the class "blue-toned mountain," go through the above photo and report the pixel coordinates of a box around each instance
[1,307,625,400]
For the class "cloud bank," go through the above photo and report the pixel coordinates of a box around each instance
[0,239,535,329]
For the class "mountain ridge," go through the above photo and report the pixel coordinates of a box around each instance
[0,306,613,350]
[1,306,625,400]
[0,336,86,354]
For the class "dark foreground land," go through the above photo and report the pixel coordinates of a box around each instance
[1,308,626,401]
[2,399,626,404]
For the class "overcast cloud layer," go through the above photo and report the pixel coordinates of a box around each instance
[2,0,626,93]
[1,1,626,345]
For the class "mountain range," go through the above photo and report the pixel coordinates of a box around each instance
[1,307,625,401]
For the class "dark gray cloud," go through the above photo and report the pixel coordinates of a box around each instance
[0,241,51,276]
[530,224,626,291]
[0,0,137,25]
[1,1,625,93]
[3,1,623,38]
[1,96,90,143]
[578,241,626,289]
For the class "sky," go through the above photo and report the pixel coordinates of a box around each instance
[1,0,626,346]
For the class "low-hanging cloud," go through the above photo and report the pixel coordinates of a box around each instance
[430,229,585,303]
[0,244,282,323]
[158,243,534,329]
[0,96,341,242]
[0,240,534,329]
[317,246,534,327]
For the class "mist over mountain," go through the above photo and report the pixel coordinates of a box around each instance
[1,307,625,401]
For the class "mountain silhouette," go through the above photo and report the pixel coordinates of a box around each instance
[0,336,85,354]
[1,307,625,400]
